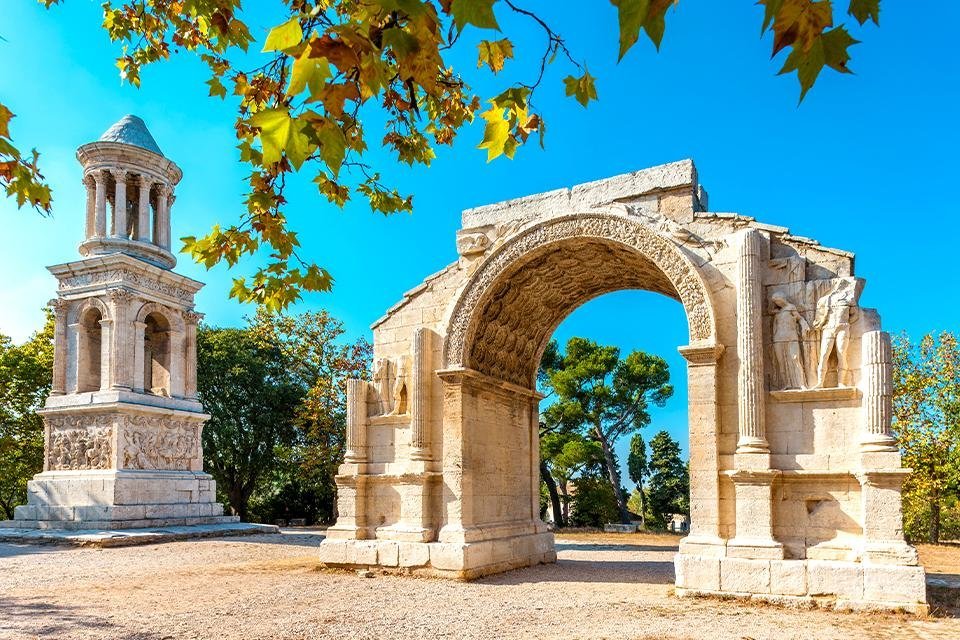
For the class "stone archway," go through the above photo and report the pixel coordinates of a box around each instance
[318,160,926,612]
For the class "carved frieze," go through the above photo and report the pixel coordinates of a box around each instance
[57,268,195,302]
[120,415,201,471]
[45,415,112,471]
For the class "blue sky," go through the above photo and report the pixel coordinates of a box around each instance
[2,1,958,466]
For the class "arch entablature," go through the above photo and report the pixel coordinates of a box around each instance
[443,213,718,388]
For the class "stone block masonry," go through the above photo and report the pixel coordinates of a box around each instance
[317,159,924,612]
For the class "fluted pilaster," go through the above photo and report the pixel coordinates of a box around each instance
[861,330,897,452]
[410,328,433,461]
[344,379,368,463]
[736,229,768,455]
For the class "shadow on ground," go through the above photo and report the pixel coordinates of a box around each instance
[0,598,169,640]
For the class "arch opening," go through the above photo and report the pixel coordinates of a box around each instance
[143,311,172,395]
[76,307,103,393]
[464,238,684,389]
[539,289,690,532]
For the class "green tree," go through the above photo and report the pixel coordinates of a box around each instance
[0,311,53,518]
[540,430,605,526]
[892,331,960,544]
[645,430,688,529]
[7,1,886,307]
[569,476,620,529]
[197,324,304,521]
[249,309,371,524]
[627,432,647,527]
[541,336,672,524]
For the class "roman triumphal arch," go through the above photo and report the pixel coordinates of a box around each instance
[318,160,926,611]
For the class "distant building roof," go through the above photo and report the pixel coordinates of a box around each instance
[98,115,163,156]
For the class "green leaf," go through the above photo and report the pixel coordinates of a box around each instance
[610,0,650,60]
[563,70,598,108]
[284,118,312,170]
[848,0,880,25]
[249,108,311,168]
[477,38,514,73]
[206,76,227,99]
[316,123,347,176]
[610,0,674,58]
[779,26,858,102]
[450,0,499,31]
[287,51,332,99]
[261,17,303,53]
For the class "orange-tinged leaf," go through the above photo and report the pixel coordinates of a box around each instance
[477,38,514,73]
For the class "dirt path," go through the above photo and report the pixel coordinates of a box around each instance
[0,530,957,640]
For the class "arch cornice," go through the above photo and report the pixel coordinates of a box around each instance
[443,213,718,371]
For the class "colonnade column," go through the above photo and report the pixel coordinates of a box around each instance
[49,298,68,395]
[93,171,107,237]
[155,183,172,250]
[137,177,153,243]
[83,176,96,239]
[112,169,128,238]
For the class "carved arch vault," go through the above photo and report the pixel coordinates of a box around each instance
[444,213,718,388]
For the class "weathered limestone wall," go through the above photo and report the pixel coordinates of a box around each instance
[319,160,924,611]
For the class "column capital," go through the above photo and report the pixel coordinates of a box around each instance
[183,310,204,325]
[107,288,134,305]
[47,297,69,313]
[108,167,128,180]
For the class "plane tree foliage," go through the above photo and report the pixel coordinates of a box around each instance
[5,0,884,309]
[892,331,960,544]
[0,311,53,519]
[0,0,895,526]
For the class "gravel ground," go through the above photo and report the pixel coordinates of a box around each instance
[0,530,957,640]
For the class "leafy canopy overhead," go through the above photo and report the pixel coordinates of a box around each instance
[5,0,884,309]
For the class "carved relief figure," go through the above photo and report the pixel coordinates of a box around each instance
[813,278,859,388]
[372,358,391,415]
[47,426,112,470]
[389,358,409,416]
[120,417,198,470]
[770,292,810,389]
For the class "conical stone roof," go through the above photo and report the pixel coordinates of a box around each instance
[98,115,163,156]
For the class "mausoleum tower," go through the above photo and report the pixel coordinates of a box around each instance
[3,115,235,530]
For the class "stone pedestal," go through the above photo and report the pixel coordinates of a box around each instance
[3,402,234,530]
[3,115,252,538]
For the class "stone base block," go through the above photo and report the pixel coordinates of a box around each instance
[2,469,231,530]
[318,530,556,579]
[676,552,927,613]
